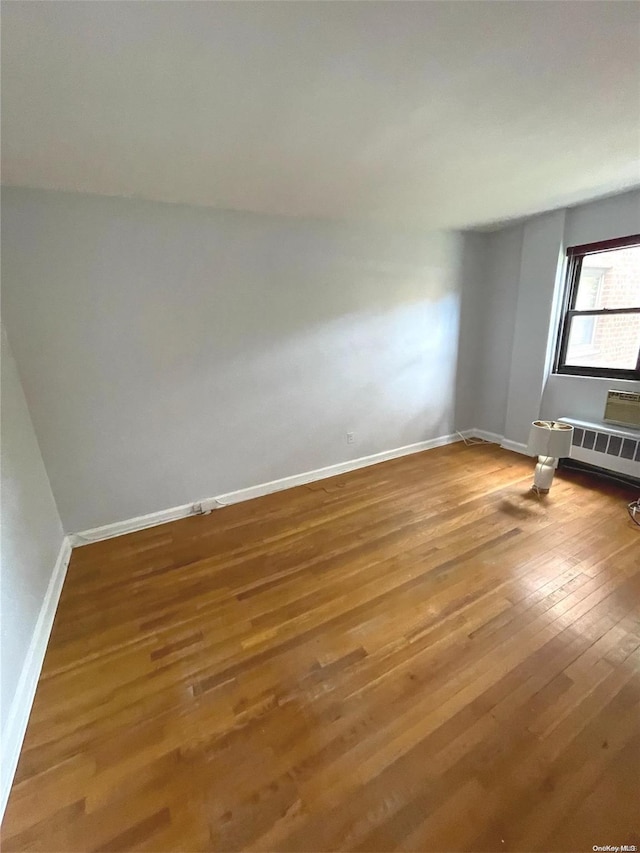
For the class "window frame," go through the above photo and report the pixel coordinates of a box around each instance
[555,233,640,381]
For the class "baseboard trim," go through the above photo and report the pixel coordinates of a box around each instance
[1,535,72,818]
[472,429,504,445]
[214,433,464,506]
[69,429,531,548]
[70,432,469,546]
[500,438,529,455]
[69,501,197,547]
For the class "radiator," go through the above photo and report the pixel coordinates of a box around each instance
[558,417,640,481]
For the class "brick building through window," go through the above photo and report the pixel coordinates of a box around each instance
[556,237,640,379]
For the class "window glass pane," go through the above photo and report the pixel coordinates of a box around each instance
[578,245,640,309]
[565,313,640,370]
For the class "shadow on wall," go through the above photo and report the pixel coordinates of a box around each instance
[452,231,486,436]
[1,188,477,530]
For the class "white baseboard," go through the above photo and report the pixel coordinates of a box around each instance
[70,432,470,546]
[214,433,463,506]
[1,536,72,818]
[70,430,530,548]
[500,438,530,455]
[471,429,504,445]
[69,501,196,547]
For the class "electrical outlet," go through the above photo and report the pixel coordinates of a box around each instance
[346,432,355,444]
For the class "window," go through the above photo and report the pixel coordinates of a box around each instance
[555,234,640,380]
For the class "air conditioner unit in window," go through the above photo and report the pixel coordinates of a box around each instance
[604,390,640,429]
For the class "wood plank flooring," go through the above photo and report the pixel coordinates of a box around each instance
[2,442,639,852]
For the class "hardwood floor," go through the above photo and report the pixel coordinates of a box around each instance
[3,442,639,852]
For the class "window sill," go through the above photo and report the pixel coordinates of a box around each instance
[551,372,640,384]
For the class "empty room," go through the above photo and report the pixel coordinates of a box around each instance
[1,1,640,851]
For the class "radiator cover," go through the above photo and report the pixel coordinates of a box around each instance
[558,417,640,481]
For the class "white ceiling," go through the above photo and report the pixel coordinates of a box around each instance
[2,1,639,230]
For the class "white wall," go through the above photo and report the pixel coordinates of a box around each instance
[473,225,522,437]
[478,188,640,444]
[1,328,65,802]
[1,187,481,532]
[503,209,566,445]
[453,232,487,431]
[5,185,635,538]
